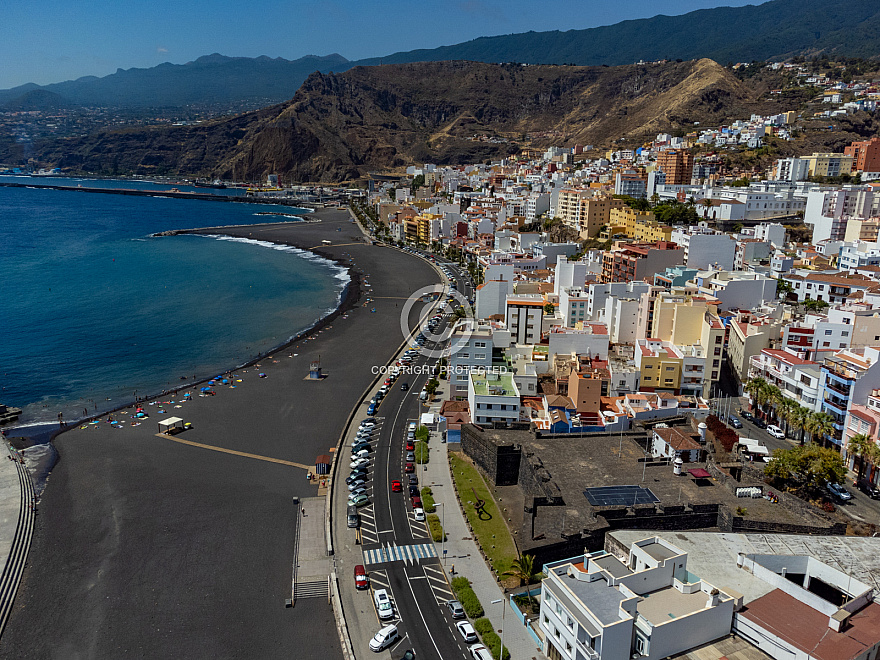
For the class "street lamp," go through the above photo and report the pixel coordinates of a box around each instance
[490,597,506,660]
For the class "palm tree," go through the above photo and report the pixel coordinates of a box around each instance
[846,434,880,481]
[744,378,767,416]
[810,412,837,448]
[790,405,809,445]
[776,398,794,438]
[504,554,540,609]
[765,385,783,425]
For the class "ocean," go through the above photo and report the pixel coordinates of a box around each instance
[0,180,349,431]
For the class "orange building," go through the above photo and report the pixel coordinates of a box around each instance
[845,137,880,173]
[655,149,694,185]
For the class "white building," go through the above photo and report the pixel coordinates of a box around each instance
[774,157,810,182]
[805,187,874,243]
[689,270,777,311]
[506,294,545,344]
[585,281,653,323]
[467,371,520,426]
[540,537,736,660]
[670,229,736,271]
[448,322,496,399]
[554,256,590,296]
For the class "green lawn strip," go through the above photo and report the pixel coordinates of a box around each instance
[450,577,484,618]
[427,514,445,542]
[420,487,436,513]
[449,453,518,576]
[415,441,429,463]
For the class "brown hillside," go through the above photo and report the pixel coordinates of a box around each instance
[22,60,773,182]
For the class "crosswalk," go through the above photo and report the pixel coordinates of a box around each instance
[363,542,438,567]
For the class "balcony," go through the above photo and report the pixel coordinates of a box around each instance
[825,380,851,397]
[823,396,848,413]
[823,358,861,381]
[577,639,600,660]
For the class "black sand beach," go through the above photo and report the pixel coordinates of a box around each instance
[0,208,440,658]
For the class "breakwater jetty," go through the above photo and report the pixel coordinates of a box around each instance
[0,181,322,208]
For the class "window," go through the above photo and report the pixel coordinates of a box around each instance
[644,376,652,382]
[842,331,849,337]
[666,366,675,372]
[713,360,720,367]
[840,343,846,348]
[712,371,719,379]
[715,336,722,344]
[714,347,722,356]
[554,627,560,639]
[825,330,832,335]
[823,341,830,347]
[566,641,572,653]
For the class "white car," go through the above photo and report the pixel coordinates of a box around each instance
[374,588,394,620]
[469,644,493,660]
[350,457,370,469]
[369,624,399,652]
[456,621,478,643]
[766,424,785,439]
[413,507,425,522]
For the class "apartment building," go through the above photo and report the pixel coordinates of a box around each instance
[804,152,854,178]
[838,241,880,270]
[468,372,520,426]
[584,281,653,322]
[448,321,496,399]
[636,339,684,392]
[656,149,694,185]
[820,346,880,446]
[733,239,771,270]
[748,349,822,412]
[844,388,880,483]
[540,537,735,660]
[781,271,874,304]
[804,186,873,243]
[727,317,781,384]
[557,189,625,238]
[844,137,880,173]
[774,157,810,182]
[614,170,647,198]
[688,270,776,310]
[670,229,736,271]
[605,207,672,242]
[600,242,684,284]
[506,294,545,344]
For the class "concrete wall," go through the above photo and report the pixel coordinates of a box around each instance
[646,598,734,660]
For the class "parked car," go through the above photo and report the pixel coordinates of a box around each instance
[408,484,419,497]
[348,486,368,499]
[350,457,370,469]
[391,480,402,493]
[728,415,743,429]
[367,404,377,416]
[740,410,754,422]
[411,495,422,508]
[352,443,371,454]
[468,644,493,660]
[369,624,399,652]
[406,451,415,462]
[754,418,767,429]
[348,479,367,492]
[408,473,418,486]
[456,621,478,643]
[405,462,415,473]
[446,599,465,619]
[354,564,369,590]
[398,650,415,660]
[413,507,425,522]
[405,441,415,451]
[347,472,368,485]
[347,505,360,529]
[348,493,370,508]
[374,589,394,620]
[827,482,853,502]
[857,478,880,499]
[766,424,785,439]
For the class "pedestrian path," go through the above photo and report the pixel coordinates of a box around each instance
[0,445,35,638]
[362,541,437,567]
[423,438,547,660]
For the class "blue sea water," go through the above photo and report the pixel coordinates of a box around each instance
[0,181,348,428]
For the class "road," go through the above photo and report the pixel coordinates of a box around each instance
[334,257,477,659]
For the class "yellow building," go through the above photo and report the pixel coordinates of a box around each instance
[605,207,672,242]
[556,189,624,238]
[413,213,441,244]
[636,339,683,391]
[804,152,854,178]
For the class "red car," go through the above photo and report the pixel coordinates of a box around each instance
[411,495,422,508]
[354,564,369,590]
[391,479,402,493]
[406,441,415,451]
[404,462,415,473]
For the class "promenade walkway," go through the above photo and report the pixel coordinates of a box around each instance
[0,444,35,639]
[421,425,547,660]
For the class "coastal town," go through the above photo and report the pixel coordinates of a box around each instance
[3,4,880,658]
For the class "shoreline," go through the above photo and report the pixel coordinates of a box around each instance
[0,208,442,657]
[5,210,365,450]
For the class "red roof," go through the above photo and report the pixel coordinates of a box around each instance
[740,590,880,660]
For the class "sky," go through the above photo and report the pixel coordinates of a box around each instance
[1,0,764,90]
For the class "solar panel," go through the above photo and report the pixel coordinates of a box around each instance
[583,485,660,507]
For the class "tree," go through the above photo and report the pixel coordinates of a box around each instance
[733,223,744,233]
[425,378,439,397]
[744,378,767,417]
[765,444,846,492]
[411,174,425,193]
[543,302,555,314]
[806,412,836,447]
[503,554,540,609]
[804,298,830,313]
[846,433,880,481]
[776,278,793,299]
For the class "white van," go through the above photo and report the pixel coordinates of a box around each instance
[374,588,394,620]
[369,624,399,652]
